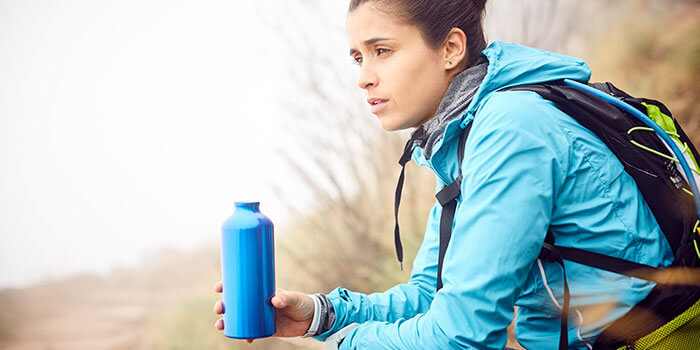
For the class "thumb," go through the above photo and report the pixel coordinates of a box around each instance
[271,290,291,309]
[272,290,310,312]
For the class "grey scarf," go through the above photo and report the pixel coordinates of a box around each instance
[414,55,489,160]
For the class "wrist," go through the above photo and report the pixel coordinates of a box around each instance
[301,294,322,338]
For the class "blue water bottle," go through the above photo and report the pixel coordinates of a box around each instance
[220,201,276,339]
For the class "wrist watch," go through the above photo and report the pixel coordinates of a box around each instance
[324,323,359,350]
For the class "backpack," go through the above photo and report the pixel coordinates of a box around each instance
[392,79,700,349]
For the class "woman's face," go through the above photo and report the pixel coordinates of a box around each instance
[346,3,453,131]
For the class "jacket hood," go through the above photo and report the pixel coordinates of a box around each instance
[411,41,592,168]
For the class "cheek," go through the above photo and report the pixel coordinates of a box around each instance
[389,55,446,119]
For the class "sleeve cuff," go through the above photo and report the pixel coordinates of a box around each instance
[301,294,322,338]
[313,288,347,341]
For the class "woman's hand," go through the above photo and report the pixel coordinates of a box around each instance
[213,281,315,343]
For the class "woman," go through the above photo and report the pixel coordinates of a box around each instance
[213,0,673,348]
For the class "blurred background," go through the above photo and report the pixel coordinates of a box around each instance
[1,0,698,349]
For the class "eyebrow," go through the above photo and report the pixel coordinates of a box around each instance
[349,37,395,56]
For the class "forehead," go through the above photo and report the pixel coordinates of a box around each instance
[346,3,422,47]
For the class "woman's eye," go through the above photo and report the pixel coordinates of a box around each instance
[352,56,363,66]
[376,48,390,56]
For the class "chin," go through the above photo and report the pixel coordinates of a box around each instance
[379,121,400,131]
[379,115,410,132]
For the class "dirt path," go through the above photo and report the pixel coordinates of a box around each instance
[0,248,211,350]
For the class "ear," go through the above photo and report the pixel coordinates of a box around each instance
[442,28,468,71]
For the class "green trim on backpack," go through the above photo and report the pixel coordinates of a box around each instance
[643,102,700,170]
[617,297,700,350]
[643,102,700,175]
[643,102,677,136]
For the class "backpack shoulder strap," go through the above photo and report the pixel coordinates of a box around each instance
[436,122,472,291]
[538,232,684,283]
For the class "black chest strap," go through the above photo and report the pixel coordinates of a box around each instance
[393,128,426,270]
[391,123,472,278]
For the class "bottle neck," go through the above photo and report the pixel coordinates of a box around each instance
[235,201,260,212]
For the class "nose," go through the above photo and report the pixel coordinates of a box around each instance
[357,63,377,90]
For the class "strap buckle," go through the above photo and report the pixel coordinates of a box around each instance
[436,176,462,206]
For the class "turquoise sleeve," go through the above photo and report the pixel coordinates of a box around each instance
[312,201,441,341]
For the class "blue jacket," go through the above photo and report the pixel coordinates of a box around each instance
[314,41,674,349]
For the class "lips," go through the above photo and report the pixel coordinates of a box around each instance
[367,98,389,114]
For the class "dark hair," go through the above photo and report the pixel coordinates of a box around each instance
[348,0,488,67]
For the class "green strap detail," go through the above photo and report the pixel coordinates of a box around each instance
[683,187,695,197]
[629,136,700,177]
[616,298,700,350]
[628,105,700,178]
[642,102,700,170]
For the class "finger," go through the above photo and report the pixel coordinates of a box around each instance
[213,300,224,315]
[271,288,288,307]
[271,292,288,309]
[214,281,223,293]
[214,318,224,330]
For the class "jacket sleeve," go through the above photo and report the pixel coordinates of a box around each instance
[312,199,443,341]
[331,91,569,349]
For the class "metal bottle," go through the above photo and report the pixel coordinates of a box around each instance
[220,201,276,339]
